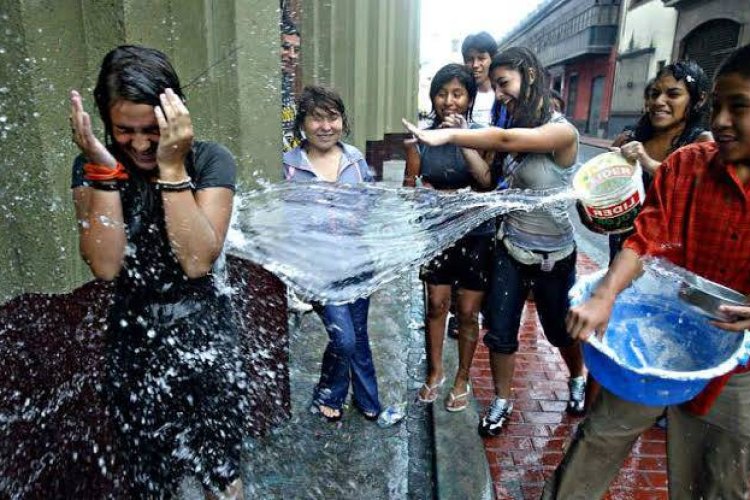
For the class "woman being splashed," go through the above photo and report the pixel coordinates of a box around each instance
[70,46,245,498]
[404,46,585,438]
[403,63,493,412]
[283,85,382,423]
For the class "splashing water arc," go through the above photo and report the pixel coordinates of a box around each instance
[227,182,577,304]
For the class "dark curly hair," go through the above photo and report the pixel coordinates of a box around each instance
[294,85,350,140]
[489,46,551,129]
[631,60,710,152]
[428,63,477,129]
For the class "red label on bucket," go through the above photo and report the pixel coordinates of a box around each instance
[585,191,642,219]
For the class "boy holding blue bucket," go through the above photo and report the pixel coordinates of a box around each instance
[544,44,750,499]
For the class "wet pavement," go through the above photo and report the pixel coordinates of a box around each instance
[238,270,435,499]
[471,253,669,499]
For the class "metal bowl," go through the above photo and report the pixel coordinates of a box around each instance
[678,274,748,322]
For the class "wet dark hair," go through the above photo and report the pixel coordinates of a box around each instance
[489,46,551,129]
[428,64,477,129]
[294,85,350,139]
[93,45,184,146]
[461,32,498,60]
[716,43,750,79]
[281,12,300,37]
[631,59,710,151]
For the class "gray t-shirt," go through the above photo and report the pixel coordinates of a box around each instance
[500,113,578,251]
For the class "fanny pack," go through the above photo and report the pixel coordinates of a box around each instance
[502,237,575,270]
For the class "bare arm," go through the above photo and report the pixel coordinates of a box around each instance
[565,248,644,341]
[403,141,420,187]
[161,187,233,278]
[444,114,492,189]
[460,147,492,189]
[155,89,233,278]
[73,187,127,280]
[69,90,127,280]
[403,119,578,167]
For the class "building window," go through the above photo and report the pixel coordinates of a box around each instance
[681,19,740,80]
[589,26,618,46]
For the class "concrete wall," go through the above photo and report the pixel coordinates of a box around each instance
[298,0,420,152]
[0,0,281,300]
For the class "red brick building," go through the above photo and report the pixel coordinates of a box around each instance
[498,0,621,137]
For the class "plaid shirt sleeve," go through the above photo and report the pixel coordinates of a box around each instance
[623,153,685,267]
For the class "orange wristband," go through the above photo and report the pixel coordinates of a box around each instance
[83,162,129,182]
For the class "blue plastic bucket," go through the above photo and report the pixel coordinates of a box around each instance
[572,270,750,406]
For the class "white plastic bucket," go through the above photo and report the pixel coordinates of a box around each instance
[573,152,645,234]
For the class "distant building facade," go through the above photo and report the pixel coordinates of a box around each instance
[498,0,621,137]
[609,0,677,137]
[665,0,750,80]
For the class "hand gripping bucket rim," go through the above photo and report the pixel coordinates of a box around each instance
[573,152,645,235]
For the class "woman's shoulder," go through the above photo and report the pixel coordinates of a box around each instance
[283,145,305,165]
[340,142,365,162]
[547,112,575,128]
[191,141,237,191]
[192,141,234,162]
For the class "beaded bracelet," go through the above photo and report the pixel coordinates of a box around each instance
[155,177,193,192]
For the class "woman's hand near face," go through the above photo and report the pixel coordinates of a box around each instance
[69,90,117,167]
[440,114,468,130]
[155,88,194,180]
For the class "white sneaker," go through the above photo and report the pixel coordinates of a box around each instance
[478,397,513,437]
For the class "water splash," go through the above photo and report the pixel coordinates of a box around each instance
[228,182,576,304]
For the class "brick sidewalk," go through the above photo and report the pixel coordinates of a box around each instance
[470,253,668,499]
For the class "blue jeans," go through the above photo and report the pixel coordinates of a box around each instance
[484,243,577,354]
[313,298,380,414]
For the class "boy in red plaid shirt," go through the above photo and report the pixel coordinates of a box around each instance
[544,44,750,499]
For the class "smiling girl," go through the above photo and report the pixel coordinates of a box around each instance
[403,63,492,413]
[604,61,712,262]
[70,46,245,498]
[283,85,382,423]
[404,47,585,437]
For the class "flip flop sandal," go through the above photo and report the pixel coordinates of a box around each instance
[417,376,446,403]
[354,404,380,421]
[310,402,342,422]
[444,383,471,413]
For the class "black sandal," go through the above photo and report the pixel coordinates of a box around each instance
[310,402,342,422]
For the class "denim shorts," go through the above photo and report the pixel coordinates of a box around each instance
[483,242,577,354]
[420,234,494,292]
